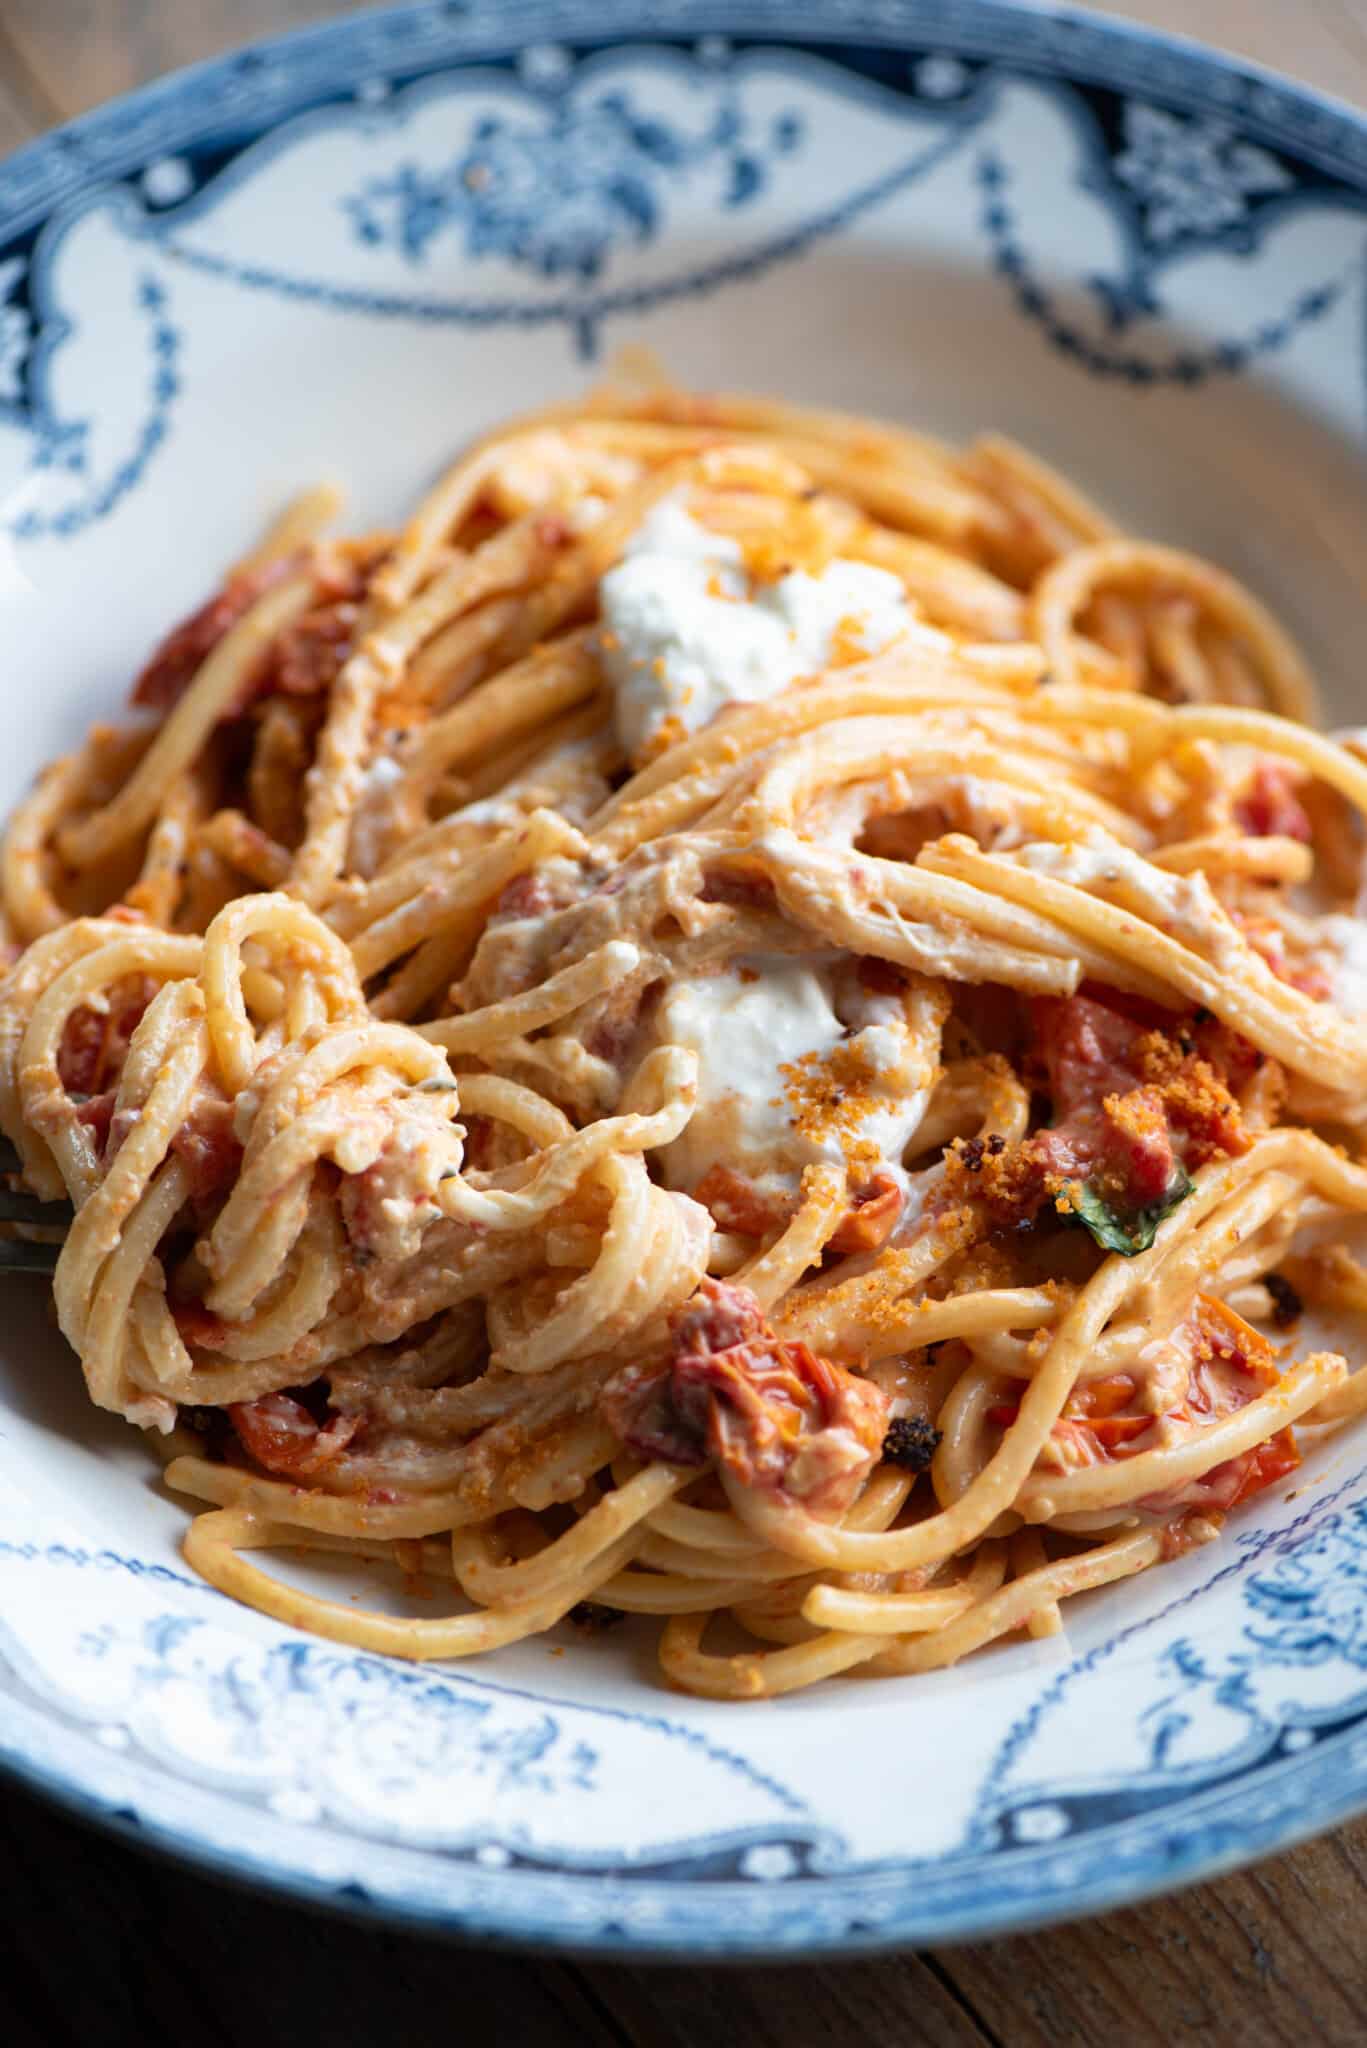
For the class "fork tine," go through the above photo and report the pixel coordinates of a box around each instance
[0,1238,61,1274]
[0,1187,70,1225]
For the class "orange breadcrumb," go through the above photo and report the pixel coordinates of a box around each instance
[642,715,687,761]
[943,1131,1037,1214]
[778,1036,906,1178]
[927,1239,1018,1296]
[828,613,873,667]
[739,500,840,586]
[1135,1030,1262,1151]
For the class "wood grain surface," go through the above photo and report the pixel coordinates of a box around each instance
[2,6,1367,2044]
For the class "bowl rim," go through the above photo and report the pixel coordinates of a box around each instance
[3,0,1367,1957]
[7,0,1367,238]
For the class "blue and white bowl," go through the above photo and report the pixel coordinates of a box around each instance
[2,0,1366,1956]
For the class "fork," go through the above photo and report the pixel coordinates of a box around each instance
[0,1138,72,1272]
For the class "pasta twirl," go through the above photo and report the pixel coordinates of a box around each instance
[2,381,1364,1698]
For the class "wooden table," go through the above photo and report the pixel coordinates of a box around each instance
[3,4,1367,2042]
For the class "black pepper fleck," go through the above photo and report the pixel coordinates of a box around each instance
[881,1416,943,1473]
[1264,1271,1303,1329]
[568,1601,627,1632]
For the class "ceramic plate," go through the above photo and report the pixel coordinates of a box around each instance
[2,0,1367,1957]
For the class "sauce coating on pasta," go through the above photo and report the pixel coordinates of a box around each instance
[1,381,1362,1697]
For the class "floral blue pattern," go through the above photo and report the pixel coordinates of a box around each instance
[1112,101,1294,249]
[0,11,1363,528]
[8,1490,1367,1949]
[342,90,801,280]
[964,1475,1367,1865]
[0,1538,833,1884]
[81,1618,604,1803]
[1246,1503,1367,1666]
[1136,1505,1367,1764]
[978,152,1350,380]
[3,271,181,540]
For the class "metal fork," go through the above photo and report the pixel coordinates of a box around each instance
[0,1138,71,1272]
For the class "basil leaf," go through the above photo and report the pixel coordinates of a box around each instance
[1069,1167,1194,1256]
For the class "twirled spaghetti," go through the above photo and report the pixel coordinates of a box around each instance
[4,378,1367,1698]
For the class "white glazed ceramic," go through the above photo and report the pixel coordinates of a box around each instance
[2,0,1367,1956]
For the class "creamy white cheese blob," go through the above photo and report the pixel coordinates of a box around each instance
[658,959,842,1192]
[656,955,933,1202]
[598,496,914,760]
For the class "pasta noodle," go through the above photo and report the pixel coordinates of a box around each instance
[3,377,1365,1698]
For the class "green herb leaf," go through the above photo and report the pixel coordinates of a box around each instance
[1069,1167,1194,1257]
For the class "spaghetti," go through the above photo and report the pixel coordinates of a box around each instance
[3,378,1366,1698]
